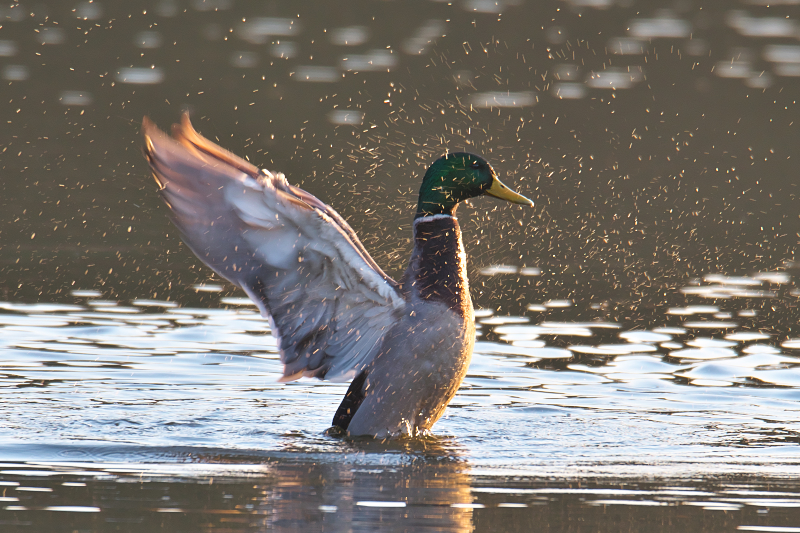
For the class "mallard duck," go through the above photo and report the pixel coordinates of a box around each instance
[142,113,532,438]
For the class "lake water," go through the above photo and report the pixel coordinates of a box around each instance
[2,0,800,531]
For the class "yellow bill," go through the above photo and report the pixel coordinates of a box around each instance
[485,177,534,206]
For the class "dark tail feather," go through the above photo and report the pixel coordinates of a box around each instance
[332,370,368,430]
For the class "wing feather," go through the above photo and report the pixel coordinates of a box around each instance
[142,113,404,382]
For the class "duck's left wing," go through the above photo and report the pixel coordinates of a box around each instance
[142,114,405,382]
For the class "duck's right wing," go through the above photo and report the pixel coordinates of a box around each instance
[142,114,405,382]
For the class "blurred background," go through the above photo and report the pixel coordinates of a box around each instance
[1,0,798,326]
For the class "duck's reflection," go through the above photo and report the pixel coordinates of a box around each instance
[267,463,473,532]
[194,436,474,532]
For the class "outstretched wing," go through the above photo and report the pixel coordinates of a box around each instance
[142,113,405,382]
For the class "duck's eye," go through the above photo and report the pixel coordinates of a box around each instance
[470,161,481,169]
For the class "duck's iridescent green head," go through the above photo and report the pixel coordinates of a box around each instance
[415,152,533,219]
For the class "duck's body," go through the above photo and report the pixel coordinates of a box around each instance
[142,113,531,438]
[340,215,474,436]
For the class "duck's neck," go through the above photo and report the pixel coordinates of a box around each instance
[401,214,472,317]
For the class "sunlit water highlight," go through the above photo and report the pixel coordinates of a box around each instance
[1,269,799,479]
[3,270,800,530]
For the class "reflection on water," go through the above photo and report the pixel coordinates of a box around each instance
[468,91,537,108]
[1,268,799,476]
[116,67,166,85]
[1,458,800,531]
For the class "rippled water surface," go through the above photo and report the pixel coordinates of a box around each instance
[3,272,800,531]
[3,273,800,473]
[3,0,800,530]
